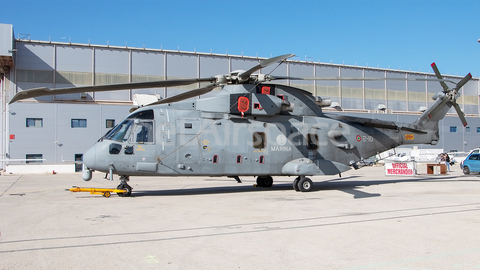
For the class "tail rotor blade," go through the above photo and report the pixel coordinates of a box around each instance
[453,103,468,127]
[430,62,449,92]
[456,73,472,90]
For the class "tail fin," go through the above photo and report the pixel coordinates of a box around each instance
[413,96,452,131]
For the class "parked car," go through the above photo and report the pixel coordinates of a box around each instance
[460,152,480,174]
[357,157,377,167]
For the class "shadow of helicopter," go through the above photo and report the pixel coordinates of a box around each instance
[131,174,478,199]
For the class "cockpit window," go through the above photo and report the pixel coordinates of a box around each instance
[104,119,154,143]
[106,119,134,142]
[130,110,154,119]
[132,121,154,143]
[103,110,154,142]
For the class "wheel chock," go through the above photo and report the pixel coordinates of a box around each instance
[67,186,127,197]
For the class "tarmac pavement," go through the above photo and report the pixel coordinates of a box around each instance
[1,165,480,269]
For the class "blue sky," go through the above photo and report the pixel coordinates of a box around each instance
[2,0,479,77]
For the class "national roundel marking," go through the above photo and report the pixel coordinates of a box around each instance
[356,135,362,142]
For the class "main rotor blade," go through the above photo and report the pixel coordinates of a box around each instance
[430,62,449,92]
[270,76,457,83]
[453,103,468,127]
[9,77,216,104]
[149,83,218,106]
[238,54,295,80]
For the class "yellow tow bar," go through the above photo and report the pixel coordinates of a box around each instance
[68,186,127,198]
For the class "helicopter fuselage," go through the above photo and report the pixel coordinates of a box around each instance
[83,83,438,178]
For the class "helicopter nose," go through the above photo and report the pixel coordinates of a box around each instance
[83,145,96,169]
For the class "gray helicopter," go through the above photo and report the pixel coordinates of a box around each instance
[9,54,472,196]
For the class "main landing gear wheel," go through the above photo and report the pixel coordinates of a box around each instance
[117,183,132,197]
[293,177,301,192]
[256,176,273,187]
[296,177,313,192]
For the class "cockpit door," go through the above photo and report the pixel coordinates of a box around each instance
[103,110,157,174]
[129,119,158,172]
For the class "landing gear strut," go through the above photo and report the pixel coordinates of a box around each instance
[228,176,242,183]
[117,175,132,197]
[293,176,313,192]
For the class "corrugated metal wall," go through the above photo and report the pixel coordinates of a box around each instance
[13,41,479,113]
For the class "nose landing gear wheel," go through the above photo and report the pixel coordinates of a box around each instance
[117,183,132,197]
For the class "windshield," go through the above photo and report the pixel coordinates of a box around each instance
[105,119,134,142]
[98,125,116,142]
[103,109,154,142]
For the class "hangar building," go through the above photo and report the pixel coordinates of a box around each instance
[0,23,479,172]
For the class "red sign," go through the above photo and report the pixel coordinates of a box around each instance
[10,134,15,140]
[385,162,415,176]
[237,97,250,113]
[261,86,271,95]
